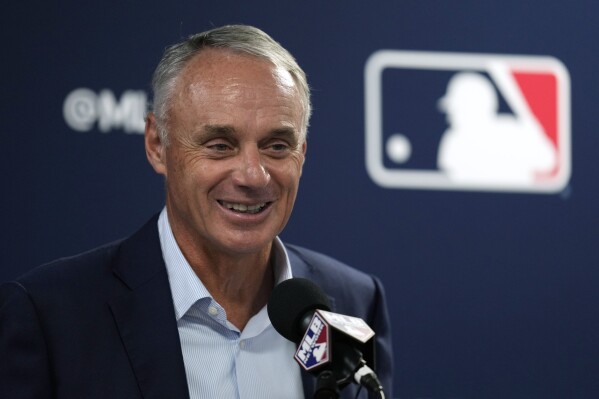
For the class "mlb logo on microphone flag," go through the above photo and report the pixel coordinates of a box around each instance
[295,312,330,371]
[365,50,571,193]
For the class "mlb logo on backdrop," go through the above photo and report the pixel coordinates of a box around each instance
[364,50,571,193]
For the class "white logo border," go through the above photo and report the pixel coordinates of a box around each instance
[364,50,571,193]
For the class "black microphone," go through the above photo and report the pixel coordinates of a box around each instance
[268,278,385,398]
[268,277,332,343]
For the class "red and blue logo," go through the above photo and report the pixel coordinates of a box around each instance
[295,312,330,371]
[365,50,571,193]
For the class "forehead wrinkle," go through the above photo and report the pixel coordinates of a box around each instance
[168,49,304,140]
[182,61,297,102]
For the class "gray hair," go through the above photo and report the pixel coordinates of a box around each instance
[150,25,311,144]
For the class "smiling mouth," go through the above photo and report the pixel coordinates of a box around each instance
[218,200,270,214]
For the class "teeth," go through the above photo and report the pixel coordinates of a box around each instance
[221,201,267,214]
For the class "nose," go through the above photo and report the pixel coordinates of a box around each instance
[232,146,271,189]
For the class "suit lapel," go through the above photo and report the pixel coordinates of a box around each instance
[287,244,337,311]
[109,216,190,399]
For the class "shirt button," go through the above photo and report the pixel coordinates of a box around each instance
[239,340,246,349]
[208,306,218,316]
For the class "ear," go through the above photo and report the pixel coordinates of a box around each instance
[145,112,167,176]
[299,141,307,174]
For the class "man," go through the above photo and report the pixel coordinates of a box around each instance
[0,25,393,398]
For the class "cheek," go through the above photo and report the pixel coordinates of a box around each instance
[165,155,200,198]
[169,148,208,179]
[288,156,306,183]
[267,152,305,177]
[269,164,303,196]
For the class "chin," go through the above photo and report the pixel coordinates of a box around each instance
[218,235,275,255]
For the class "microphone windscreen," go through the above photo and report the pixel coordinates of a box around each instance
[268,278,331,343]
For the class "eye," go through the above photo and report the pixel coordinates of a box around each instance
[208,143,231,151]
[203,137,234,151]
[269,143,290,151]
[203,139,236,158]
[263,140,292,158]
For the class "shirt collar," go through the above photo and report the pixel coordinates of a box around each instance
[157,207,293,321]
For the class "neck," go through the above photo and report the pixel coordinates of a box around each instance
[168,216,275,331]
[190,246,274,331]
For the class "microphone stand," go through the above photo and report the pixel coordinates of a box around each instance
[313,370,339,399]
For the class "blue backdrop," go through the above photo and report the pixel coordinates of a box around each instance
[2,1,598,397]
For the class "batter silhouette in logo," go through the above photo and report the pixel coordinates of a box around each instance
[365,50,570,192]
[437,71,557,185]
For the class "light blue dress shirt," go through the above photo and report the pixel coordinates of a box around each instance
[158,209,305,399]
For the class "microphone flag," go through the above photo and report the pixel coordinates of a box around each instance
[294,309,376,372]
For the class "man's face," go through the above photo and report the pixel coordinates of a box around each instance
[146,48,306,257]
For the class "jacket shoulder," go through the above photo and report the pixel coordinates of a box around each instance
[284,243,383,316]
[15,239,124,290]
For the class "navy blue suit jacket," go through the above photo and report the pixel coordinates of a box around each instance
[0,216,393,398]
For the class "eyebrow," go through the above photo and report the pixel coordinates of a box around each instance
[200,125,237,141]
[269,127,299,143]
[191,124,238,146]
